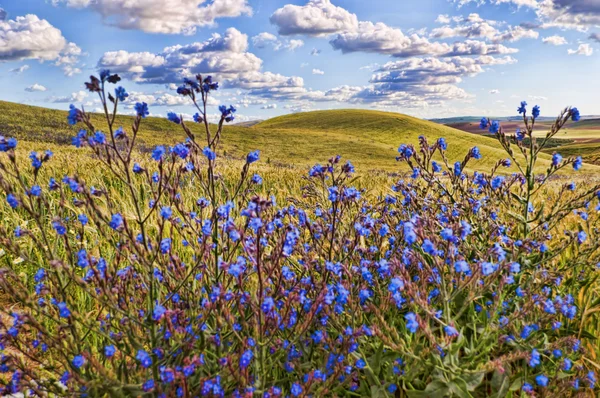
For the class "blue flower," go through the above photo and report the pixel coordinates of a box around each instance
[405,312,418,333]
[247,150,260,164]
[152,146,166,161]
[167,112,181,124]
[444,325,459,337]
[172,143,189,159]
[517,101,527,115]
[573,156,583,171]
[552,153,563,167]
[472,146,482,160]
[104,345,116,358]
[136,350,153,368]
[52,221,66,235]
[240,350,253,369]
[203,147,216,161]
[529,349,541,368]
[6,193,18,209]
[153,303,167,321]
[114,87,128,101]
[134,102,149,118]
[58,302,71,318]
[571,107,581,122]
[67,104,81,125]
[577,231,587,244]
[491,176,505,190]
[291,383,303,397]
[437,138,447,150]
[532,105,540,119]
[489,120,500,134]
[93,131,106,145]
[160,238,172,254]
[109,214,123,230]
[453,162,462,177]
[535,374,548,387]
[479,117,488,130]
[516,128,525,141]
[72,355,85,369]
[133,163,144,174]
[160,206,172,219]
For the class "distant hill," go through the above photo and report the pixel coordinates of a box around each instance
[0,100,584,172]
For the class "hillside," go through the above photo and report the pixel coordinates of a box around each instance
[0,101,589,173]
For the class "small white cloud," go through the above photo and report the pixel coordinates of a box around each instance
[542,35,568,46]
[312,68,325,75]
[568,43,593,56]
[261,104,277,109]
[489,89,499,94]
[51,90,88,103]
[310,48,321,56]
[9,65,29,74]
[300,62,309,67]
[529,95,548,100]
[25,83,47,92]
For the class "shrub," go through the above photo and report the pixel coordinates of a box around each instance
[0,74,599,397]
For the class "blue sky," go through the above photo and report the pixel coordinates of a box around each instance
[1,0,599,121]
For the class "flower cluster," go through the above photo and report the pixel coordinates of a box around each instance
[1,73,600,397]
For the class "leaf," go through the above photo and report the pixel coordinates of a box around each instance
[491,370,510,397]
[449,378,473,398]
[406,380,449,398]
[462,372,484,391]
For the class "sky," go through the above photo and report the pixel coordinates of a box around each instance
[1,0,599,121]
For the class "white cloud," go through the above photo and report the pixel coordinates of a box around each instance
[310,48,321,55]
[25,83,47,92]
[590,33,600,43]
[270,0,359,36]
[51,90,88,103]
[252,33,304,51]
[490,89,500,94]
[529,95,548,100]
[312,68,325,75]
[0,8,7,21]
[252,32,278,48]
[568,43,594,56]
[261,103,277,109]
[300,62,309,67]
[330,21,518,57]
[9,64,29,73]
[537,0,600,30]
[542,35,568,45]
[52,0,252,35]
[430,14,538,43]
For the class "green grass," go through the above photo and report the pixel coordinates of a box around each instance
[4,100,594,174]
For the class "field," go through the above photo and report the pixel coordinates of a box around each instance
[1,89,600,398]
[4,100,596,174]
[445,117,600,165]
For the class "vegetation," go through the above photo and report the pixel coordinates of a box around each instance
[0,73,600,398]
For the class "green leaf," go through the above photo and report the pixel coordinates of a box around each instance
[462,372,484,391]
[449,378,473,398]
[406,380,449,398]
[491,370,510,397]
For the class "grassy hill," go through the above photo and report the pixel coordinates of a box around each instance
[0,100,591,173]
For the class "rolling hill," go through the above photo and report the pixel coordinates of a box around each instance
[0,101,592,173]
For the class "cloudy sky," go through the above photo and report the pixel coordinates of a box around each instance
[1,0,599,121]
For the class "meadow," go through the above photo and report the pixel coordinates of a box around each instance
[1,73,600,398]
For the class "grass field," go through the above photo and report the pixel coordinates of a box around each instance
[4,100,596,174]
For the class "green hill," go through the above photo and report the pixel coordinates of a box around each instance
[0,101,589,173]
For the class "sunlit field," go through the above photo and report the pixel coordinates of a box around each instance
[2,73,600,398]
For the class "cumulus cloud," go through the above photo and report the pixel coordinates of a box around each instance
[537,0,600,30]
[490,89,500,94]
[25,83,47,92]
[567,43,594,56]
[52,0,252,35]
[0,8,6,20]
[330,21,518,57]
[51,90,88,103]
[590,33,600,43]
[9,64,29,73]
[251,32,304,51]
[430,13,538,43]
[261,103,277,109]
[0,14,83,75]
[98,28,263,84]
[310,48,321,55]
[126,91,216,107]
[312,68,325,75]
[542,35,568,45]
[270,0,359,36]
